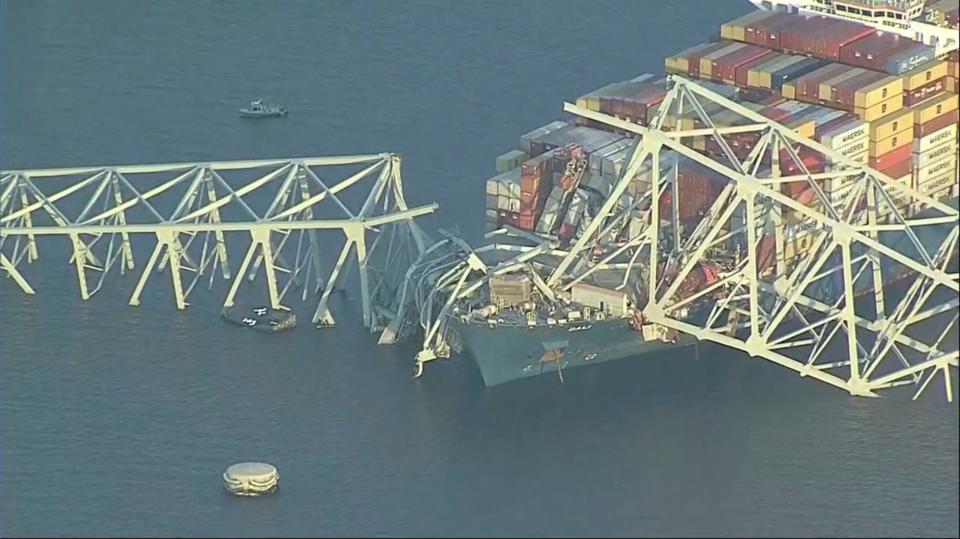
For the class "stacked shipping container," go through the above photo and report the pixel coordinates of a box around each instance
[489,9,958,239]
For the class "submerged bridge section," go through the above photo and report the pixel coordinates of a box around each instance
[0,154,435,331]
[397,76,959,401]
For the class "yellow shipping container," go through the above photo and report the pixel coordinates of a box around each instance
[666,55,693,74]
[699,43,742,80]
[854,95,904,122]
[785,118,816,140]
[854,76,904,109]
[902,60,949,91]
[911,93,959,125]
[749,55,798,89]
[586,96,601,112]
[783,232,817,261]
[868,125,912,156]
[948,76,958,94]
[720,11,771,43]
[782,82,796,100]
[868,108,913,142]
[820,69,867,103]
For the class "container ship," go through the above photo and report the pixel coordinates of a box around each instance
[418,0,960,387]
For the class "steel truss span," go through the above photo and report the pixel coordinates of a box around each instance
[1,154,435,332]
[397,76,959,402]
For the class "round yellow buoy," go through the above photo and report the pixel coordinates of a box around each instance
[223,462,279,496]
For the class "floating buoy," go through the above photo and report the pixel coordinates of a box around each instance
[223,462,279,496]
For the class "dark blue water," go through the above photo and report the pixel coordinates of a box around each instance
[1,1,958,537]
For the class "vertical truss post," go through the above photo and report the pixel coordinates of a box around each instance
[160,229,188,310]
[107,171,135,272]
[202,169,231,279]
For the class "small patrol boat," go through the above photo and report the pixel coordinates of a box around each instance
[238,98,287,118]
[222,304,296,332]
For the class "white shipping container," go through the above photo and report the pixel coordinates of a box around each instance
[914,170,957,195]
[837,138,869,159]
[912,123,958,154]
[911,141,956,170]
[570,282,629,316]
[486,179,499,196]
[919,182,955,205]
[496,149,528,174]
[486,194,498,209]
[839,149,870,166]
[824,177,858,204]
[565,191,587,225]
[589,138,632,172]
[819,119,869,151]
[886,183,912,209]
[914,154,957,186]
[499,179,521,199]
[536,209,560,234]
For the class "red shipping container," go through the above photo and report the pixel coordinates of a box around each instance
[498,210,520,228]
[914,109,960,137]
[904,77,947,107]
[518,211,537,231]
[779,16,847,58]
[868,144,912,170]
[877,157,912,180]
[833,70,887,109]
[685,41,733,77]
[745,12,797,50]
[839,31,934,74]
[781,17,873,61]
[713,44,772,83]
[795,64,847,101]
[735,53,777,87]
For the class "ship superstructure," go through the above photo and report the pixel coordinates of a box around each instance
[750,0,959,55]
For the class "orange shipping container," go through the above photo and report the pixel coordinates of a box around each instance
[869,144,912,169]
[868,108,913,142]
[911,93,959,125]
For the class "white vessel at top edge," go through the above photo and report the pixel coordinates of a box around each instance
[748,0,959,55]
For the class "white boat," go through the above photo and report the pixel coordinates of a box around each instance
[238,98,287,118]
[749,0,959,56]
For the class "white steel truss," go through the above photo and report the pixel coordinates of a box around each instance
[397,76,959,401]
[1,154,435,332]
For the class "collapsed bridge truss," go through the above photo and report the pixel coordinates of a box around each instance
[1,154,434,331]
[394,76,960,401]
